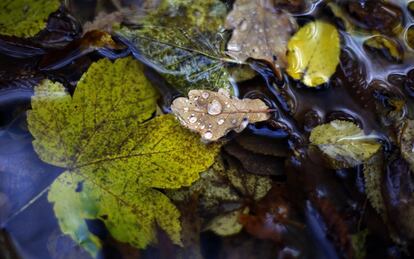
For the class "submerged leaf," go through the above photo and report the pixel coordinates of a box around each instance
[205,209,246,236]
[0,0,61,38]
[286,20,340,87]
[171,89,271,141]
[399,119,414,172]
[27,57,219,255]
[225,0,297,72]
[363,152,386,215]
[310,120,381,169]
[116,0,234,93]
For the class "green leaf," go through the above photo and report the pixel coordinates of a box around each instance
[0,0,61,38]
[116,0,237,94]
[310,120,381,169]
[286,20,340,87]
[27,57,220,256]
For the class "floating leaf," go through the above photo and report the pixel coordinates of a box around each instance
[116,0,235,93]
[27,57,220,256]
[225,0,297,73]
[0,0,61,38]
[309,120,381,169]
[286,20,340,87]
[171,89,271,141]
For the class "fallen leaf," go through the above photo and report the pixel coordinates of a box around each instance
[363,152,386,215]
[27,57,220,256]
[167,157,272,217]
[399,119,414,172]
[224,141,285,176]
[205,209,245,236]
[116,0,234,93]
[309,120,381,169]
[286,20,340,87]
[171,89,271,141]
[0,0,61,38]
[225,0,297,73]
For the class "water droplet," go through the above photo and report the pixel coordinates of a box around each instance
[232,119,237,124]
[217,119,225,125]
[240,20,248,31]
[204,131,213,140]
[202,92,209,99]
[207,99,223,115]
[200,124,205,129]
[228,43,241,51]
[188,115,197,123]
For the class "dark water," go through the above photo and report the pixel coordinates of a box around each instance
[1,0,414,258]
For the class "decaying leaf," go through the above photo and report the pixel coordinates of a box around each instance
[399,119,414,172]
[167,158,272,218]
[205,209,247,236]
[310,120,381,169]
[225,0,297,73]
[171,89,271,141]
[116,0,235,93]
[27,57,220,256]
[286,20,340,87]
[0,0,61,38]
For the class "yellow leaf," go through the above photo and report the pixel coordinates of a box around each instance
[27,57,220,256]
[310,120,381,169]
[286,20,340,87]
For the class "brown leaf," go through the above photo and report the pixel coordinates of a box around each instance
[225,0,297,72]
[171,89,271,141]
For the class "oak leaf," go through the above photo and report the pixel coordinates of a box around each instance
[225,0,297,72]
[310,120,381,169]
[27,57,220,256]
[171,89,271,141]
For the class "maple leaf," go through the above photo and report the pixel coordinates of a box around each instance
[225,0,297,73]
[310,120,381,169]
[171,89,271,141]
[286,20,340,87]
[0,0,61,38]
[27,57,220,256]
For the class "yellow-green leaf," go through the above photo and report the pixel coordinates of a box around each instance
[310,120,381,169]
[286,20,340,87]
[0,0,61,38]
[27,57,220,256]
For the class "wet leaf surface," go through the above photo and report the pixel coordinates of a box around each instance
[310,120,381,169]
[286,20,340,87]
[0,0,61,38]
[27,57,220,255]
[225,0,297,73]
[171,89,271,141]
